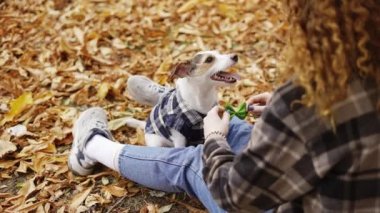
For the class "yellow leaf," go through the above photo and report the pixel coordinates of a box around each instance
[177,0,208,13]
[108,116,136,131]
[34,91,53,105]
[41,142,57,154]
[18,177,36,198]
[97,83,110,100]
[102,185,127,197]
[32,153,48,174]
[217,3,238,20]
[69,186,93,211]
[156,56,172,74]
[153,56,172,85]
[1,92,33,125]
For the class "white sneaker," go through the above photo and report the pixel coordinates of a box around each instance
[68,107,113,176]
[127,75,171,106]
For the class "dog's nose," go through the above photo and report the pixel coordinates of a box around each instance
[231,54,238,62]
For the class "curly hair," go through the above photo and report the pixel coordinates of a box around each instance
[281,0,380,117]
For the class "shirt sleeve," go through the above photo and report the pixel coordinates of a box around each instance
[202,100,321,212]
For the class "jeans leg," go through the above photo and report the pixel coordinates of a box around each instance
[118,145,225,212]
[227,117,253,153]
[118,117,253,213]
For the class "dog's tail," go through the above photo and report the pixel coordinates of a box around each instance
[124,117,146,129]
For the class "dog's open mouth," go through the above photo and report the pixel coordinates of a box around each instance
[210,71,241,83]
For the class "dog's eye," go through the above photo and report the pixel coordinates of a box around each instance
[205,56,214,63]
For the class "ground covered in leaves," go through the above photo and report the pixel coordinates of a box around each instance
[0,0,287,212]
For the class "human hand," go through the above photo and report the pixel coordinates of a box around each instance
[203,106,230,140]
[246,92,273,115]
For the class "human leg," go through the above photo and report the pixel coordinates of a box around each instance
[85,135,124,172]
[68,108,254,212]
[118,144,226,212]
[116,117,253,211]
[116,117,253,212]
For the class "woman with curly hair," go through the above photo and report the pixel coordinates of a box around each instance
[202,0,380,211]
[68,0,380,212]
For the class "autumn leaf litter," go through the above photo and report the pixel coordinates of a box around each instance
[0,0,286,212]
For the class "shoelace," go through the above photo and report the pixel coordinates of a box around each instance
[148,85,168,94]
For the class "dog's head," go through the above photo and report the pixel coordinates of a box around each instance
[169,50,240,86]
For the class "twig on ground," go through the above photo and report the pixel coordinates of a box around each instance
[106,194,129,213]
[167,197,207,213]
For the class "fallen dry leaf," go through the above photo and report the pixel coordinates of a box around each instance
[1,92,33,125]
[159,204,173,213]
[97,82,111,100]
[140,203,160,213]
[16,200,46,212]
[69,186,93,212]
[108,116,135,131]
[0,140,17,158]
[101,185,127,198]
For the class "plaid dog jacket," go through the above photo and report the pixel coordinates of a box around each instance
[145,89,206,146]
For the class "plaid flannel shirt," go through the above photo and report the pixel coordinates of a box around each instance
[145,88,206,146]
[203,78,380,212]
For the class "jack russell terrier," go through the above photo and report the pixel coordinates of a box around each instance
[126,50,240,147]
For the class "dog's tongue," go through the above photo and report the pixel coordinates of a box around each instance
[218,71,241,80]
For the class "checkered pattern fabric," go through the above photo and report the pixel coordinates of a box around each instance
[145,89,206,146]
[203,79,380,212]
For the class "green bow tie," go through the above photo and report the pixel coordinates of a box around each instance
[225,102,249,120]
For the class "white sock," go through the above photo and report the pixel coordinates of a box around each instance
[85,135,125,172]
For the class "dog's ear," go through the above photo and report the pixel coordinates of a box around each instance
[169,60,194,80]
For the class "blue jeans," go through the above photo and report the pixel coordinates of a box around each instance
[118,117,253,213]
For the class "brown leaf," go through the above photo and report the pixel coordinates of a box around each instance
[0,140,17,158]
[16,200,46,212]
[69,186,93,212]
[101,185,127,197]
